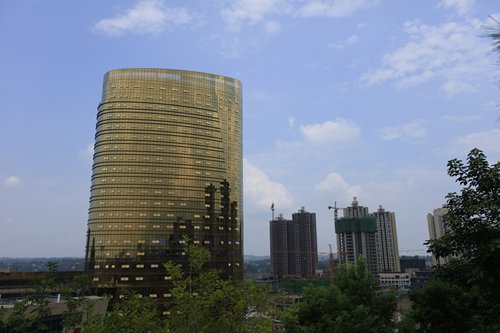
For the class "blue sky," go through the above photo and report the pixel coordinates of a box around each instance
[0,0,499,257]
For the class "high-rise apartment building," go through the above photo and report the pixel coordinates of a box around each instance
[269,207,318,278]
[427,205,450,266]
[269,214,290,279]
[372,205,401,273]
[335,197,378,274]
[290,207,318,276]
[84,69,243,298]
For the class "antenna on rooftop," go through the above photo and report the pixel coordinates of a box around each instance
[271,202,275,221]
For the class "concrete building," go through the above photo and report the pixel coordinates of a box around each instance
[335,197,378,275]
[85,69,243,298]
[372,205,401,273]
[427,205,450,266]
[269,214,290,279]
[270,207,318,278]
[290,207,318,276]
[400,255,426,273]
[1,295,108,333]
[379,273,411,289]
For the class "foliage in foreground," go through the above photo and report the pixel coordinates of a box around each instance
[0,262,90,333]
[82,292,164,333]
[80,242,277,333]
[283,257,397,333]
[402,149,500,333]
[164,243,277,333]
[0,247,278,333]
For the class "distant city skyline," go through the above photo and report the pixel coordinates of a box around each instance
[1,1,499,257]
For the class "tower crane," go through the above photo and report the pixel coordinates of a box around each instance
[328,201,340,222]
[327,202,340,287]
[327,201,348,286]
[328,244,335,287]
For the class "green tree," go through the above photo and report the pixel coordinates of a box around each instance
[81,292,165,333]
[407,149,500,332]
[283,257,397,333]
[164,243,277,333]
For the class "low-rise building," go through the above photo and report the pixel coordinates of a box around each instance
[1,295,108,333]
[378,273,411,289]
[400,255,426,273]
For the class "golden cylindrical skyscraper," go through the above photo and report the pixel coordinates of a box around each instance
[85,69,242,298]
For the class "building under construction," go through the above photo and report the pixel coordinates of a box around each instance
[335,197,378,275]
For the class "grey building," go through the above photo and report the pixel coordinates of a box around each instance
[270,207,318,278]
[373,205,401,273]
[290,207,318,276]
[270,214,290,279]
[427,205,451,266]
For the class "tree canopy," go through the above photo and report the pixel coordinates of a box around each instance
[407,149,500,333]
[283,257,397,333]
[163,243,277,333]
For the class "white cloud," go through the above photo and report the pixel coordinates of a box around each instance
[221,0,377,32]
[448,129,500,155]
[440,114,480,122]
[216,35,243,59]
[377,120,428,142]
[329,34,359,49]
[394,168,447,186]
[288,116,295,128]
[437,0,474,17]
[298,0,378,18]
[221,0,288,32]
[440,80,475,97]
[299,118,361,145]
[78,143,94,162]
[3,176,20,187]
[264,20,282,34]
[361,19,491,96]
[315,172,361,204]
[93,0,192,37]
[243,159,293,211]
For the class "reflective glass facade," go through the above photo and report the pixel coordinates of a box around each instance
[85,69,243,298]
